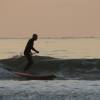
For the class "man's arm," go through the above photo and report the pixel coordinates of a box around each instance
[32,47,39,53]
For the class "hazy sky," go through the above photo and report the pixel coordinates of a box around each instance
[0,0,100,37]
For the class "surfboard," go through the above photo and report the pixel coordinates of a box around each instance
[15,72,56,80]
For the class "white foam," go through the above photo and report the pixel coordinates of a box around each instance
[0,80,100,100]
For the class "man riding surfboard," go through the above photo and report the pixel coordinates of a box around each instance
[24,34,39,71]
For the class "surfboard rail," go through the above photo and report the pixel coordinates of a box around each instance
[15,72,56,80]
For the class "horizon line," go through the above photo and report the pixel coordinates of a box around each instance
[0,36,100,39]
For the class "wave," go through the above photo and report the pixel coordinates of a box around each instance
[0,56,100,80]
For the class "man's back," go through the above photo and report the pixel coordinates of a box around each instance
[24,39,34,54]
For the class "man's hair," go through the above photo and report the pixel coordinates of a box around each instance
[32,34,38,40]
[33,34,37,37]
[32,34,38,38]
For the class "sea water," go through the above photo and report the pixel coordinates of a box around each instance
[0,38,100,59]
[0,80,100,100]
[1,38,100,100]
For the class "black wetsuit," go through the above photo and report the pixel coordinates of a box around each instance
[24,38,34,71]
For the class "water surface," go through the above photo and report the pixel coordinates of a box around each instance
[0,38,100,59]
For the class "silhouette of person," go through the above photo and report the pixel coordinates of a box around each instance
[24,34,39,71]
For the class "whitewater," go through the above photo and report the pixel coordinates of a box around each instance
[0,80,100,100]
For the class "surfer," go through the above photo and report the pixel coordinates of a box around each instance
[24,34,39,71]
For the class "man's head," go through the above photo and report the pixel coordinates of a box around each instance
[32,34,38,40]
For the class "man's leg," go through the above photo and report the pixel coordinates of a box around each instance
[24,55,33,71]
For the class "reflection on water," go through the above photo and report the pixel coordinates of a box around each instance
[0,38,100,59]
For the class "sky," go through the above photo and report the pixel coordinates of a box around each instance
[0,0,100,38]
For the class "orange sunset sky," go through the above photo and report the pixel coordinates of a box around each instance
[0,0,100,38]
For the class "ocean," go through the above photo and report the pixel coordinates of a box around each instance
[0,38,100,59]
[1,38,100,100]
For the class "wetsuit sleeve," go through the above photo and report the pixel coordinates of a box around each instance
[32,47,38,52]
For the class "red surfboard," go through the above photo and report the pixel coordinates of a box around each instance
[15,72,56,80]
